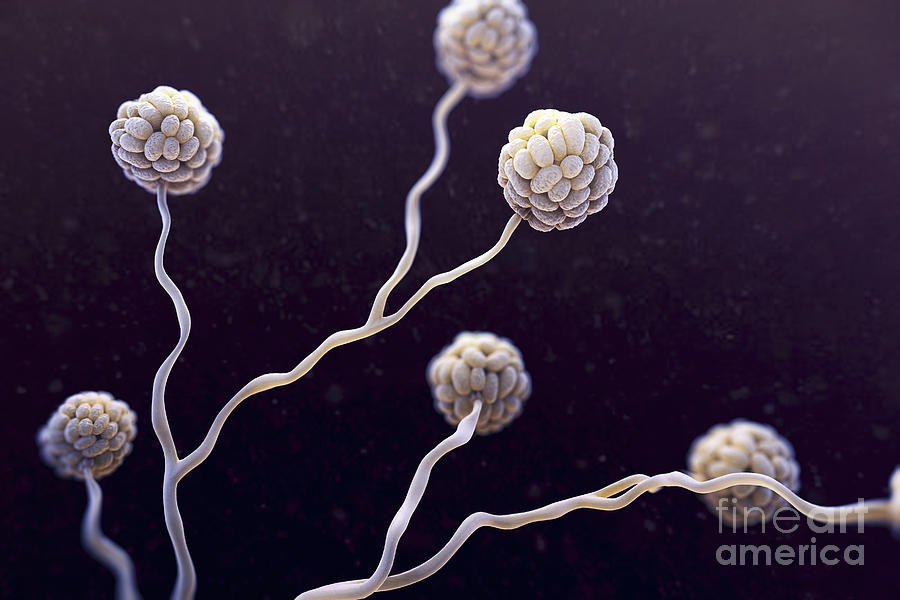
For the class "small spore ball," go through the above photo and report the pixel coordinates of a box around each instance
[37,391,138,480]
[427,331,531,435]
[109,85,224,195]
[688,419,800,526]
[434,0,537,98]
[499,109,617,231]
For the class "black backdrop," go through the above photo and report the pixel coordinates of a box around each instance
[2,0,899,598]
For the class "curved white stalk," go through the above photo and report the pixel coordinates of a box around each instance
[296,401,483,600]
[367,81,468,323]
[81,470,141,600]
[151,183,197,600]
[316,470,893,593]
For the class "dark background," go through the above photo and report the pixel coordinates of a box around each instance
[2,0,899,598]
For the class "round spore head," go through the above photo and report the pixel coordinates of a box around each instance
[37,391,138,481]
[688,419,800,526]
[427,331,531,435]
[434,0,537,98]
[109,85,224,195]
[498,109,617,231]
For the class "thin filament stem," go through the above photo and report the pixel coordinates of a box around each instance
[151,183,197,600]
[374,470,893,592]
[366,81,468,323]
[151,183,186,464]
[296,401,483,600]
[81,470,141,600]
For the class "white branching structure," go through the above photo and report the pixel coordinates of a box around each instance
[118,76,527,599]
[38,1,899,598]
